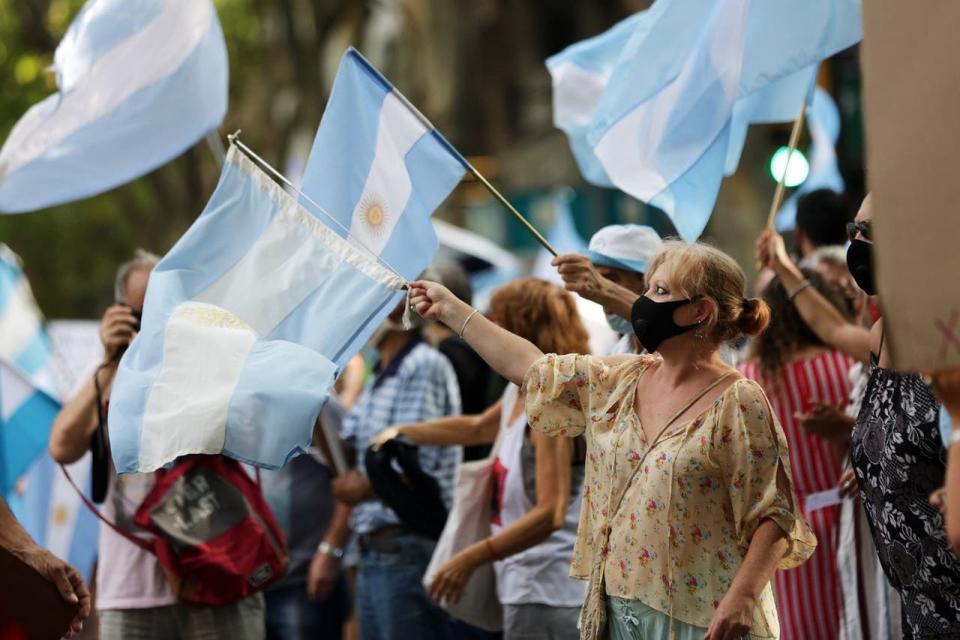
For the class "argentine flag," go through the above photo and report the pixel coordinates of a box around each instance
[300,48,467,281]
[1,362,60,496]
[0,245,59,495]
[108,145,407,474]
[0,0,228,213]
[548,0,861,240]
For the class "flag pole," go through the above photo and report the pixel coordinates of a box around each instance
[765,103,807,228]
[468,168,558,257]
[387,89,558,257]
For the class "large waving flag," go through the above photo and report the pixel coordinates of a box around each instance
[548,0,861,240]
[1,362,60,496]
[108,145,407,474]
[0,0,228,213]
[0,245,59,495]
[775,87,845,231]
[21,320,103,582]
[299,48,467,281]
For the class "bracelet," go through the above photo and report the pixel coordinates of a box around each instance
[317,541,344,560]
[458,309,480,339]
[950,429,960,446]
[484,537,500,561]
[788,280,812,301]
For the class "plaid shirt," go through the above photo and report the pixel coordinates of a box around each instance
[342,338,462,535]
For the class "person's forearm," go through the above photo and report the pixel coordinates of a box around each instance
[728,519,788,601]
[772,260,870,363]
[0,496,37,557]
[49,365,115,464]
[322,502,353,550]
[594,278,640,320]
[947,415,960,555]
[443,299,544,386]
[401,415,498,447]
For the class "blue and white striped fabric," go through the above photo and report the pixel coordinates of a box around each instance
[108,145,407,473]
[0,245,54,391]
[20,453,99,582]
[1,361,60,496]
[0,245,59,495]
[299,48,467,281]
[775,87,846,231]
[548,0,861,241]
[0,0,228,213]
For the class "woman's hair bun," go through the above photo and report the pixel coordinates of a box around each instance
[738,297,771,337]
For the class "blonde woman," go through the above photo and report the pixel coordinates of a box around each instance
[409,242,815,640]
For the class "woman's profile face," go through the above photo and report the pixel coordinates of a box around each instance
[644,260,704,327]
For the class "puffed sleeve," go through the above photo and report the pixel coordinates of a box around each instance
[710,380,817,569]
[522,353,614,437]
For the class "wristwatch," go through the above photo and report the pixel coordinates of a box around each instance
[317,541,345,560]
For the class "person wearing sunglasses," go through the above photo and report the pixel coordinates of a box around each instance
[758,194,960,638]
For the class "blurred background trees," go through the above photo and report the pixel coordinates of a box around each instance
[0,0,863,318]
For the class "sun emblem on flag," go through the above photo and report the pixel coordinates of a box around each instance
[359,195,389,235]
[53,504,69,526]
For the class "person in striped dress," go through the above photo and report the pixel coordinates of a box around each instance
[738,269,858,640]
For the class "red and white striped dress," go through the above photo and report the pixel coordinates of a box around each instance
[739,350,857,640]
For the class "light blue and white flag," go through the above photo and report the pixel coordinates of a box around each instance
[0,0,228,213]
[548,0,861,240]
[299,48,467,281]
[0,245,54,391]
[532,189,588,285]
[108,145,407,473]
[775,87,845,231]
[20,453,99,582]
[1,361,61,496]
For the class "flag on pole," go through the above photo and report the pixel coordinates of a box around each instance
[108,145,407,474]
[0,0,228,213]
[20,453,99,582]
[1,362,60,496]
[20,320,103,582]
[548,0,861,240]
[299,48,467,281]
[775,87,845,231]
[0,245,54,390]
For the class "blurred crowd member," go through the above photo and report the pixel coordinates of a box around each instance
[332,303,461,640]
[933,371,960,558]
[800,246,865,321]
[739,270,858,640]
[554,224,662,354]
[425,261,495,461]
[794,189,853,260]
[373,278,590,640]
[259,402,352,640]
[409,241,815,640]
[758,195,960,637]
[48,251,266,640]
[0,495,91,637]
[335,354,367,412]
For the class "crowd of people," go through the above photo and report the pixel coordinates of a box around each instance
[7,188,960,640]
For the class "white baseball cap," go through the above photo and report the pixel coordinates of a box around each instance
[585,224,663,274]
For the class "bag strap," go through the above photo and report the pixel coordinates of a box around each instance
[59,463,153,552]
[608,371,735,518]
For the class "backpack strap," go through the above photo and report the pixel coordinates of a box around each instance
[59,463,153,553]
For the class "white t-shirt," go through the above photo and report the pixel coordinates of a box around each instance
[95,468,176,610]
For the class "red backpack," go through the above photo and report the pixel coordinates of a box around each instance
[66,454,288,606]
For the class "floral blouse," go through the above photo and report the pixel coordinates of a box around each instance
[524,354,816,636]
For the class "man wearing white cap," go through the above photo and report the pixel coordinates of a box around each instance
[553,224,663,354]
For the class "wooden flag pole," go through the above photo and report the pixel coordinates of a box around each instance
[766,103,808,228]
[468,168,559,257]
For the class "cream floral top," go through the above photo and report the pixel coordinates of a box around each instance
[524,353,816,637]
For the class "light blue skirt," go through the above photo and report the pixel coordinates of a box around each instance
[607,597,764,640]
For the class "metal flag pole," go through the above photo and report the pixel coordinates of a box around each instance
[765,102,807,228]
[388,89,559,257]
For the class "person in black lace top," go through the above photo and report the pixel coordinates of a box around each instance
[758,195,960,638]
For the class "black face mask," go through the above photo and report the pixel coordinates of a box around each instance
[846,239,876,296]
[631,295,700,353]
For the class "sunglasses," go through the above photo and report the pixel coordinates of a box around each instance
[846,220,872,242]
